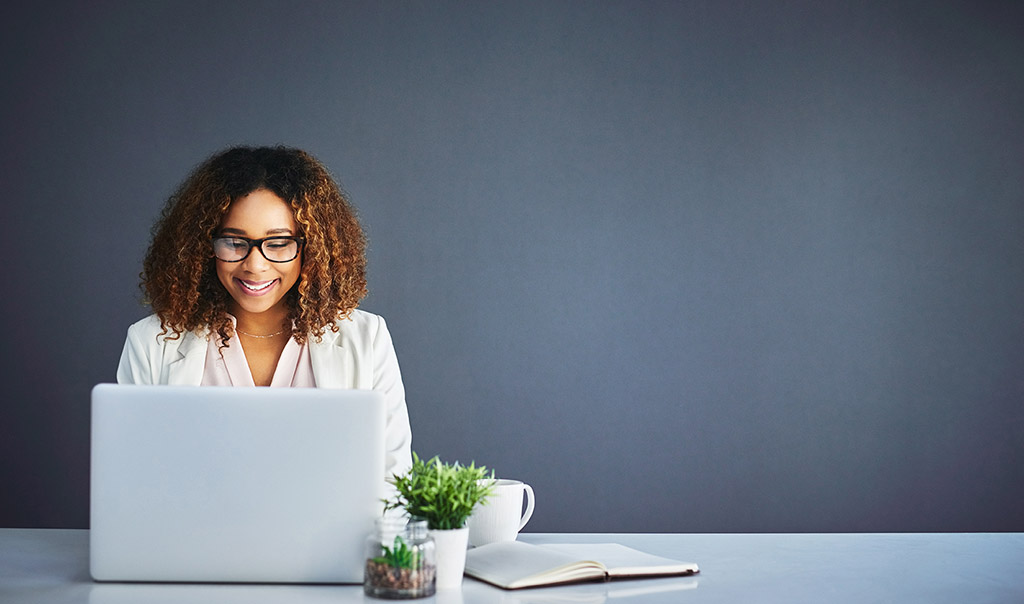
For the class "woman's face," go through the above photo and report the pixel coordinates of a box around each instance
[215,189,302,319]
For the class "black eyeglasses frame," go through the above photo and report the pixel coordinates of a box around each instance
[211,235,306,263]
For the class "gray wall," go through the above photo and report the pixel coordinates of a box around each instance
[2,1,1022,532]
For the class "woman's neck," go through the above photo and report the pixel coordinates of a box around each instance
[230,306,290,337]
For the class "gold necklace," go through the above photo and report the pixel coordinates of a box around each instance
[236,327,287,339]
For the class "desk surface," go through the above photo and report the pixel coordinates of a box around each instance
[2,529,1022,603]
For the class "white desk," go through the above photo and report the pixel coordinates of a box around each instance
[2,529,1022,603]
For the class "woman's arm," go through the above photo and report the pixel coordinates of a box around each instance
[372,315,413,479]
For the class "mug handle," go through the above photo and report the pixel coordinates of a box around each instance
[518,484,535,530]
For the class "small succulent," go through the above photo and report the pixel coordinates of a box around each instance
[373,535,417,569]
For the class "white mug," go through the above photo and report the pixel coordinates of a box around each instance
[467,479,535,547]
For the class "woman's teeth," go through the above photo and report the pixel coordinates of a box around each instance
[240,280,275,292]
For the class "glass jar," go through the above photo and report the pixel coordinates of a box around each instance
[364,517,436,599]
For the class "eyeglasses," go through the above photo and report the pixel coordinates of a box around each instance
[212,235,305,263]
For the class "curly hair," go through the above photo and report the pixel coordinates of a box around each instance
[141,145,368,345]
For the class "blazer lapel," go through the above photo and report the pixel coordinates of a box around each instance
[309,328,353,389]
[165,331,208,385]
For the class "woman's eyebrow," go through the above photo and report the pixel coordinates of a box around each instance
[218,227,294,235]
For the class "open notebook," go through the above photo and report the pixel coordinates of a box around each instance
[464,541,699,589]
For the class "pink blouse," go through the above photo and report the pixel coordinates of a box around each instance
[201,328,316,387]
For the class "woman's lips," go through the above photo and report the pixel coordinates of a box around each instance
[236,278,278,296]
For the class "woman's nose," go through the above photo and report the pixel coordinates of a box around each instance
[243,245,271,270]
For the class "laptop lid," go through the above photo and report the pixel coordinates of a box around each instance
[89,384,385,583]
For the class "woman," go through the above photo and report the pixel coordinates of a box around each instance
[117,145,411,476]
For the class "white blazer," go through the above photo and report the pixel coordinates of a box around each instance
[116,310,413,478]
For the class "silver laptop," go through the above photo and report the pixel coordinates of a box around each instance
[90,384,386,583]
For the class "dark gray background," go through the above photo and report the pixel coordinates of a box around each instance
[2,1,1022,532]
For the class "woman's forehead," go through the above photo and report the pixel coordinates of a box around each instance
[220,189,297,233]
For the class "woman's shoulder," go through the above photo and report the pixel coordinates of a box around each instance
[126,313,165,337]
[124,314,206,345]
[337,308,383,327]
[318,308,391,344]
[331,308,387,333]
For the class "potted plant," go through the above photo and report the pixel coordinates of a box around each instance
[383,453,494,589]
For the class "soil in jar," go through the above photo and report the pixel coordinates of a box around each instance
[364,559,436,599]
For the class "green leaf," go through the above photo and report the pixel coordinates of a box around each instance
[381,452,496,530]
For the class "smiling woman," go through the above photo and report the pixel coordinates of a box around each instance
[116,146,412,477]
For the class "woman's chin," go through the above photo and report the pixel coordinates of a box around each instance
[228,295,288,318]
